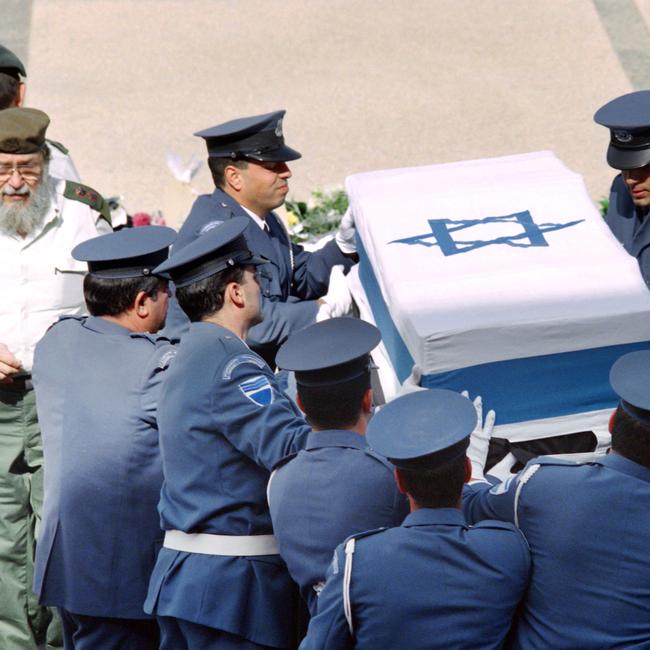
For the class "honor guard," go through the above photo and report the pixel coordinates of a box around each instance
[464,350,650,648]
[170,110,357,366]
[144,217,312,649]
[32,226,176,650]
[268,318,408,616]
[301,390,530,650]
[595,91,650,287]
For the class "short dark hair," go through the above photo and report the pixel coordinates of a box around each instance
[83,274,162,317]
[207,157,248,189]
[396,453,467,508]
[611,405,650,469]
[297,371,370,430]
[0,72,19,110]
[175,265,245,322]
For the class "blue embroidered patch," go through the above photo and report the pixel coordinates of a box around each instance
[239,375,274,406]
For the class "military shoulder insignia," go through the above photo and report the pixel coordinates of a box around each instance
[239,374,274,406]
[198,219,223,236]
[46,138,70,155]
[64,181,112,227]
[222,353,266,380]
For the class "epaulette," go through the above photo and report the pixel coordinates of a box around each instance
[344,526,388,545]
[532,454,598,467]
[364,448,396,471]
[472,520,518,533]
[129,331,160,345]
[46,138,69,155]
[45,314,84,332]
[64,181,112,227]
[271,451,299,473]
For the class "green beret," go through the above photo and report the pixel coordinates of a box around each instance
[0,45,26,77]
[0,108,49,154]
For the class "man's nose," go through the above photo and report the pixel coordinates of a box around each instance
[7,169,25,188]
[278,162,291,178]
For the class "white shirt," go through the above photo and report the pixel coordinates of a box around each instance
[0,178,109,371]
[241,205,268,231]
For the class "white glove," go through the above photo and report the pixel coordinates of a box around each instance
[486,452,517,483]
[335,207,356,254]
[316,265,353,321]
[391,364,426,400]
[463,392,496,483]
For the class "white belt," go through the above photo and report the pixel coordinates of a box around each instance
[163,530,279,556]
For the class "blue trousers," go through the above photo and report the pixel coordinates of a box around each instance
[59,609,159,650]
[158,616,280,649]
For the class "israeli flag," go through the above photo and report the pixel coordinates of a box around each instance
[239,375,274,406]
[346,151,650,443]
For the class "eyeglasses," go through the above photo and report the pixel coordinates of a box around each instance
[0,163,42,182]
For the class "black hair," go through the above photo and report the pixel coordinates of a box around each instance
[297,371,370,430]
[610,405,650,469]
[207,157,249,189]
[175,265,245,322]
[83,274,162,317]
[0,71,19,110]
[396,453,467,509]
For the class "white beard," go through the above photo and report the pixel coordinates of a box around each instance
[0,169,53,237]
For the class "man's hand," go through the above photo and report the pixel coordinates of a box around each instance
[463,392,496,483]
[335,208,356,255]
[0,343,22,383]
[316,266,353,321]
[391,364,426,400]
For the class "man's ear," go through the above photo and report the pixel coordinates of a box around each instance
[133,290,150,319]
[394,468,407,495]
[14,82,26,107]
[226,280,245,309]
[361,388,373,415]
[608,409,617,434]
[296,392,306,414]
[224,164,244,192]
[463,456,472,484]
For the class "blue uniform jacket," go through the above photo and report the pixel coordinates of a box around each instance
[144,321,312,647]
[171,188,353,359]
[606,174,650,286]
[300,508,530,649]
[463,453,650,649]
[32,315,175,618]
[268,429,409,614]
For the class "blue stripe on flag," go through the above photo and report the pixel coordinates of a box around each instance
[357,232,650,424]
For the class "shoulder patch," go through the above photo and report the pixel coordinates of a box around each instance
[64,181,112,227]
[222,353,266,380]
[157,348,177,370]
[198,219,223,236]
[239,375,274,406]
[46,138,69,155]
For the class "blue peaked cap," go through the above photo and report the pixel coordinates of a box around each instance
[368,390,477,469]
[610,350,650,426]
[195,110,301,162]
[72,226,176,279]
[276,317,381,386]
[154,217,267,288]
[594,91,650,170]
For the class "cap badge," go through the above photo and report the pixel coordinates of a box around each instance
[275,118,283,137]
[614,129,633,143]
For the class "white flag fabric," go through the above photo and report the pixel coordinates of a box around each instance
[346,151,650,441]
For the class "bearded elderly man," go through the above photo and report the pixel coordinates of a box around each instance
[0,107,110,650]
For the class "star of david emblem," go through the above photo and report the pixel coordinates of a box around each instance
[389,210,584,256]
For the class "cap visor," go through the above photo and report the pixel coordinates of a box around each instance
[607,145,650,170]
[247,144,302,162]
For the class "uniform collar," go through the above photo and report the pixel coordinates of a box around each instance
[83,315,133,336]
[305,429,368,451]
[192,320,247,345]
[402,507,466,528]
[601,451,650,484]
